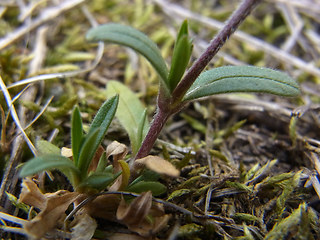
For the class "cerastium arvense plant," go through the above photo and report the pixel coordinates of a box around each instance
[20,96,122,193]
[85,0,299,172]
[20,0,300,185]
[16,0,300,238]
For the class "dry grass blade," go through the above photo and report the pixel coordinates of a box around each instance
[0,75,37,155]
[0,0,86,50]
[7,40,104,89]
[23,96,54,131]
[0,211,27,225]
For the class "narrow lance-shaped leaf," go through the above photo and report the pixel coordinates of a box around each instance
[36,140,60,155]
[106,81,149,155]
[77,95,119,171]
[86,23,169,91]
[71,106,83,165]
[19,155,80,186]
[76,171,121,193]
[168,20,193,92]
[95,152,107,173]
[126,181,167,196]
[77,96,118,176]
[183,66,300,101]
[135,109,148,154]
[77,128,100,177]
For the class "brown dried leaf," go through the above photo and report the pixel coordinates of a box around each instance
[136,156,180,177]
[23,191,79,239]
[71,210,97,240]
[117,191,153,226]
[116,191,170,236]
[84,194,121,221]
[19,178,47,210]
[107,141,129,191]
[106,141,128,165]
[19,179,80,239]
[88,145,105,172]
[108,233,158,240]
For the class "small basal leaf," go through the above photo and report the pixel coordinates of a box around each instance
[136,109,148,154]
[71,106,83,165]
[106,81,149,154]
[127,181,167,196]
[77,128,100,177]
[36,140,60,155]
[19,155,80,185]
[95,152,107,173]
[89,95,119,147]
[77,95,119,175]
[183,66,300,101]
[86,23,169,89]
[77,172,121,192]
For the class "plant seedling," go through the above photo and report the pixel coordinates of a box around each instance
[19,94,170,195]
[20,96,121,193]
[85,0,300,173]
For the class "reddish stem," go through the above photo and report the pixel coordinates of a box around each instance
[134,106,170,160]
[133,0,262,163]
[171,0,263,103]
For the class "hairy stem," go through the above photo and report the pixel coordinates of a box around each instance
[171,0,263,103]
[134,0,262,163]
[134,106,170,160]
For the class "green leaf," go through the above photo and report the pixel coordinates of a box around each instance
[71,106,83,165]
[135,109,148,154]
[89,95,119,134]
[106,81,149,154]
[36,140,60,155]
[95,152,107,173]
[168,20,193,92]
[183,66,300,101]
[77,171,121,192]
[77,128,100,177]
[126,181,167,196]
[77,95,119,174]
[86,23,169,90]
[20,154,80,186]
